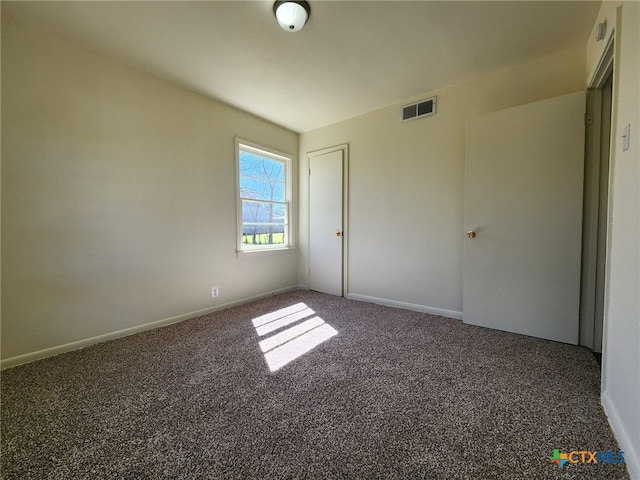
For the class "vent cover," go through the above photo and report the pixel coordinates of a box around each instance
[401,97,436,122]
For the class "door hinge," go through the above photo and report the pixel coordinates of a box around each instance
[585,113,593,127]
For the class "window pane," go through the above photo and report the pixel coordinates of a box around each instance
[242,200,287,246]
[239,151,285,202]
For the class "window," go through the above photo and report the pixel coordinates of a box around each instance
[236,140,292,252]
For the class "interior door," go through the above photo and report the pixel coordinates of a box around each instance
[463,92,585,344]
[309,149,344,296]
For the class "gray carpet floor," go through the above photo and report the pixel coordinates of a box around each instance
[1,290,629,479]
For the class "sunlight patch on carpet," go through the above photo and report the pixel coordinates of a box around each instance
[255,306,316,337]
[252,303,338,372]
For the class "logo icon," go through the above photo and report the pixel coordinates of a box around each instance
[550,449,570,468]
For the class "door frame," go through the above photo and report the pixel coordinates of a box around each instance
[580,35,615,352]
[306,144,349,296]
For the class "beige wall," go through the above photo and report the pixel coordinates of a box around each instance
[593,3,640,478]
[299,47,586,316]
[1,15,299,365]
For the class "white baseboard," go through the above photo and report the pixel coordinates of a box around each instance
[602,389,640,480]
[346,293,463,320]
[1,285,300,370]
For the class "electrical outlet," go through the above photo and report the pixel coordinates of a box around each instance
[211,286,219,298]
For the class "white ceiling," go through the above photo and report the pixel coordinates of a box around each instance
[2,1,601,133]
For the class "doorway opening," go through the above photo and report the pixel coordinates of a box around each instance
[580,40,614,359]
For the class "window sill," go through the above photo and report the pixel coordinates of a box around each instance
[236,246,297,257]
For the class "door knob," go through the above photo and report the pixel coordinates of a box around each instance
[467,230,476,239]
[335,231,343,237]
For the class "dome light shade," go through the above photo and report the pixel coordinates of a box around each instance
[273,1,310,32]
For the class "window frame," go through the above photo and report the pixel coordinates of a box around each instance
[235,139,293,254]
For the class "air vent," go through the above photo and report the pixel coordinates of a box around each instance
[401,97,436,122]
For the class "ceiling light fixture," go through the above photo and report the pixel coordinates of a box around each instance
[273,1,310,32]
